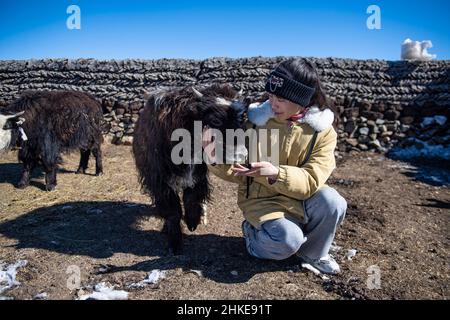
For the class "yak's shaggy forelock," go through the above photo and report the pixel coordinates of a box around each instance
[1,90,104,191]
[133,84,247,253]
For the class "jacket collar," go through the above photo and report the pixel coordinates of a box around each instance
[247,100,334,132]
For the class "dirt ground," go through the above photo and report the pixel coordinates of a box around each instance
[0,143,448,300]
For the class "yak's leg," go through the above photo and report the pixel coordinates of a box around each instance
[91,146,103,176]
[17,159,36,189]
[183,169,209,232]
[76,149,91,174]
[43,161,58,191]
[17,148,36,189]
[156,188,183,254]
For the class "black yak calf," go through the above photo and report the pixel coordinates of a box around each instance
[133,84,248,253]
[0,90,104,191]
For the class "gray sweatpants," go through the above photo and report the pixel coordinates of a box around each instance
[242,187,347,260]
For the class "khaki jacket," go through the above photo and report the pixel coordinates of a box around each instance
[208,100,337,229]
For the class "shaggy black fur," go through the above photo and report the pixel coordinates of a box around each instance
[133,84,248,253]
[1,90,104,191]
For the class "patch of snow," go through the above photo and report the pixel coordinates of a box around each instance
[421,115,447,128]
[97,265,111,273]
[387,162,417,170]
[390,141,450,161]
[301,262,321,275]
[230,271,238,276]
[143,269,167,284]
[188,269,203,277]
[346,249,357,260]
[34,292,48,300]
[330,244,342,253]
[300,263,329,280]
[388,159,450,186]
[78,282,128,300]
[0,260,28,295]
[127,269,167,289]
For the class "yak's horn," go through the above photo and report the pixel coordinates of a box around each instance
[192,87,203,98]
[5,111,25,119]
[16,117,26,125]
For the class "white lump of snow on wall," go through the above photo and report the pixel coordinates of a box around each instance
[401,38,437,61]
[0,260,28,295]
[78,282,128,300]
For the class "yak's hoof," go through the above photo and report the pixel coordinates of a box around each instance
[185,217,200,232]
[46,184,56,192]
[187,225,197,232]
[17,181,29,189]
[75,169,86,175]
[95,171,103,177]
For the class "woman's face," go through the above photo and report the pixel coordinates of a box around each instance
[268,94,304,121]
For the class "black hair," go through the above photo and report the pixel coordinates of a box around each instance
[275,58,339,128]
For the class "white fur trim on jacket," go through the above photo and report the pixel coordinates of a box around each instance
[247,100,334,132]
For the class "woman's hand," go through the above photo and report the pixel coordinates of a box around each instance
[231,162,279,181]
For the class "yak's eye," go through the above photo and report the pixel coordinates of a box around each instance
[3,121,14,130]
[209,118,223,128]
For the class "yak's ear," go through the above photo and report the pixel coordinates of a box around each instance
[1,111,25,129]
[15,117,25,126]
[141,89,151,100]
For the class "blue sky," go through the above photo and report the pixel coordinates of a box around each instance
[0,0,449,60]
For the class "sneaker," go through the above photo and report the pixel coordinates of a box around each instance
[297,254,341,274]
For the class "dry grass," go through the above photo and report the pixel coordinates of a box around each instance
[0,143,449,300]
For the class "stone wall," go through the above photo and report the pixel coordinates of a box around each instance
[0,57,448,152]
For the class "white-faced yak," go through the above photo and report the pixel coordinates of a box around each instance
[0,90,104,191]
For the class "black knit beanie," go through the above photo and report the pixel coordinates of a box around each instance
[265,65,316,107]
